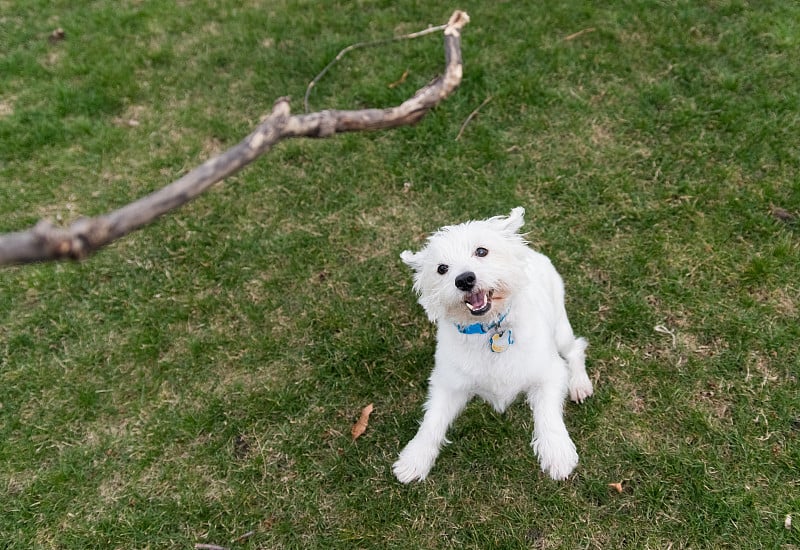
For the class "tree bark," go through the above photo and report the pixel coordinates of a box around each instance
[0,10,469,266]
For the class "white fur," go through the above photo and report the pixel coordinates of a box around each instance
[393,207,593,483]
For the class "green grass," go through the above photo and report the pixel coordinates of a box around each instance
[1,0,799,547]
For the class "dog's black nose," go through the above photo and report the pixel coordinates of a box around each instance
[454,271,476,291]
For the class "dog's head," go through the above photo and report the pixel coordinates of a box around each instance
[401,207,529,324]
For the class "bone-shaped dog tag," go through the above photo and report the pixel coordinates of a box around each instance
[490,329,514,353]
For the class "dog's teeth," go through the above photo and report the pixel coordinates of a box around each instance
[465,292,488,311]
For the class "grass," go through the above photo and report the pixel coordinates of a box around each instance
[1,0,799,547]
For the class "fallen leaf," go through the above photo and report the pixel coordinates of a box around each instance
[233,434,249,458]
[608,482,623,493]
[388,69,409,89]
[351,403,374,440]
[49,28,66,44]
[770,205,796,223]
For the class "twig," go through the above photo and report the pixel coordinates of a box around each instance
[194,545,228,550]
[564,27,595,41]
[388,69,410,89]
[232,530,255,544]
[455,95,492,141]
[304,22,449,113]
[0,10,470,266]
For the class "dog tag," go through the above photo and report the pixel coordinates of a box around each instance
[490,329,513,353]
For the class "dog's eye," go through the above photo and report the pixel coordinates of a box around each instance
[437,264,449,275]
[475,247,489,257]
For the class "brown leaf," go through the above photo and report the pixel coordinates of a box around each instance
[351,403,374,440]
[608,481,623,493]
[233,434,249,458]
[770,205,796,223]
[49,28,66,44]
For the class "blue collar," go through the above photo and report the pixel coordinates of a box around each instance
[455,309,514,353]
[455,309,510,335]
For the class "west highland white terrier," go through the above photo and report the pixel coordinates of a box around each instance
[393,207,593,482]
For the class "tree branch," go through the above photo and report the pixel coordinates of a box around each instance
[0,10,469,266]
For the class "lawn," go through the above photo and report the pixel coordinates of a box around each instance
[1,0,799,548]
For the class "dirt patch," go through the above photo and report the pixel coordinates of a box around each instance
[0,97,14,117]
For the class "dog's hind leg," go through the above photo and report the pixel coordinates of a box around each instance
[555,312,593,403]
[393,383,470,484]
[564,337,593,403]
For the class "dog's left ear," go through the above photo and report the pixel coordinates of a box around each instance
[491,206,526,234]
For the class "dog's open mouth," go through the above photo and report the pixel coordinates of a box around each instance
[465,290,493,316]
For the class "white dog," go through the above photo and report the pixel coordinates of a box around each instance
[393,207,593,482]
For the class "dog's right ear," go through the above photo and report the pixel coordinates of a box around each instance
[400,250,423,271]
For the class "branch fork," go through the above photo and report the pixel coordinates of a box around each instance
[0,10,469,266]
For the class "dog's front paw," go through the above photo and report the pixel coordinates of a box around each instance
[568,371,594,404]
[532,435,579,481]
[393,440,438,484]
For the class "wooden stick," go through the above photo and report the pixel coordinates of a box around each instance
[0,10,469,266]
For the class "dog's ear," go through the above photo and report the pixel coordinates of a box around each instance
[400,250,423,271]
[491,207,526,234]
